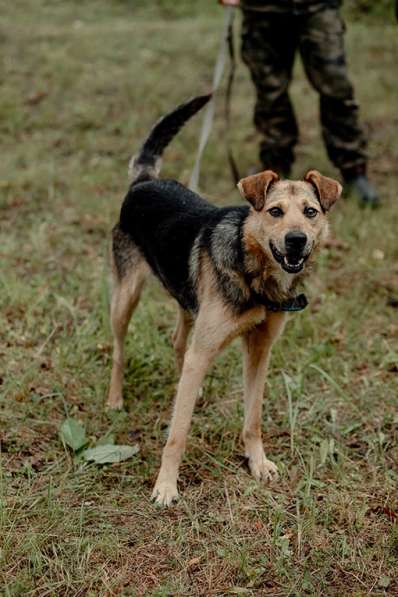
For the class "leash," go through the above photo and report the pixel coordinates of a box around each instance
[189,4,239,192]
[224,6,240,185]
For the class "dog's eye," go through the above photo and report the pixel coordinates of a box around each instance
[304,207,318,218]
[268,207,284,218]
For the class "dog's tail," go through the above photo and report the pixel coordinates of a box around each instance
[128,93,212,186]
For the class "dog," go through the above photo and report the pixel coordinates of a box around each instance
[107,94,342,506]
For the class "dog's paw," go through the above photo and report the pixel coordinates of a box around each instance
[151,481,179,507]
[248,453,278,482]
[105,395,123,411]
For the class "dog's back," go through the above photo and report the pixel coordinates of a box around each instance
[114,93,229,311]
[119,178,221,310]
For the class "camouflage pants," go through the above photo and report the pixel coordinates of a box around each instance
[241,8,368,174]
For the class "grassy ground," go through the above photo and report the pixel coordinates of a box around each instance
[1,1,397,594]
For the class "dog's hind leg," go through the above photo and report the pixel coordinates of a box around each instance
[172,307,192,374]
[107,243,149,410]
[241,311,286,481]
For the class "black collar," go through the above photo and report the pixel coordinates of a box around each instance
[255,292,308,313]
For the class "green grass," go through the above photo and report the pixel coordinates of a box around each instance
[1,1,398,594]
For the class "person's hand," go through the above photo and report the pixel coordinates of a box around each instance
[218,0,240,6]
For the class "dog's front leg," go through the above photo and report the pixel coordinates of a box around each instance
[242,311,286,481]
[151,344,213,507]
[152,297,242,507]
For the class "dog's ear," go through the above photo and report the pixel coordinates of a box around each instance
[304,169,342,212]
[237,170,279,211]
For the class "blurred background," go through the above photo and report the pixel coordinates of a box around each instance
[1,1,397,594]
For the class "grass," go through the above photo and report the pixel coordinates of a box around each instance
[1,0,397,594]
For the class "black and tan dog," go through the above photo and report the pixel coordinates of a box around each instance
[107,95,342,506]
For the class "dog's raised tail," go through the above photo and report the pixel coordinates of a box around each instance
[128,93,212,186]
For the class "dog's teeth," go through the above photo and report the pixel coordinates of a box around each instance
[284,256,304,269]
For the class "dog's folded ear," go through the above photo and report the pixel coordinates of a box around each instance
[237,170,279,211]
[304,170,342,212]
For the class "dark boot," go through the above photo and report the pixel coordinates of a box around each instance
[342,166,380,208]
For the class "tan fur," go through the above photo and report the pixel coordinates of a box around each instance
[108,171,341,506]
[305,169,343,211]
[128,154,162,184]
[241,179,331,301]
[106,255,149,410]
[172,307,192,374]
[246,179,329,256]
[152,255,268,505]
[242,312,286,480]
[237,170,279,211]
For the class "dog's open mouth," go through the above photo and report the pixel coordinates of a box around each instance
[269,241,307,274]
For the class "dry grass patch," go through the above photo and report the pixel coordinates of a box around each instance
[1,1,397,594]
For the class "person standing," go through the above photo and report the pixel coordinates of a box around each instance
[220,0,379,206]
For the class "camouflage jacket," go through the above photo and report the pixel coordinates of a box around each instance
[241,0,342,14]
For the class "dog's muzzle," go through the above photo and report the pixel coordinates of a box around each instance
[270,234,311,274]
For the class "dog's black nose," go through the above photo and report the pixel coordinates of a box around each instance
[285,231,307,252]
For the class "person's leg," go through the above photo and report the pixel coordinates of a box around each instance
[299,8,378,206]
[241,11,299,177]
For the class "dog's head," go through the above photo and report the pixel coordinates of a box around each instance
[238,169,342,275]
